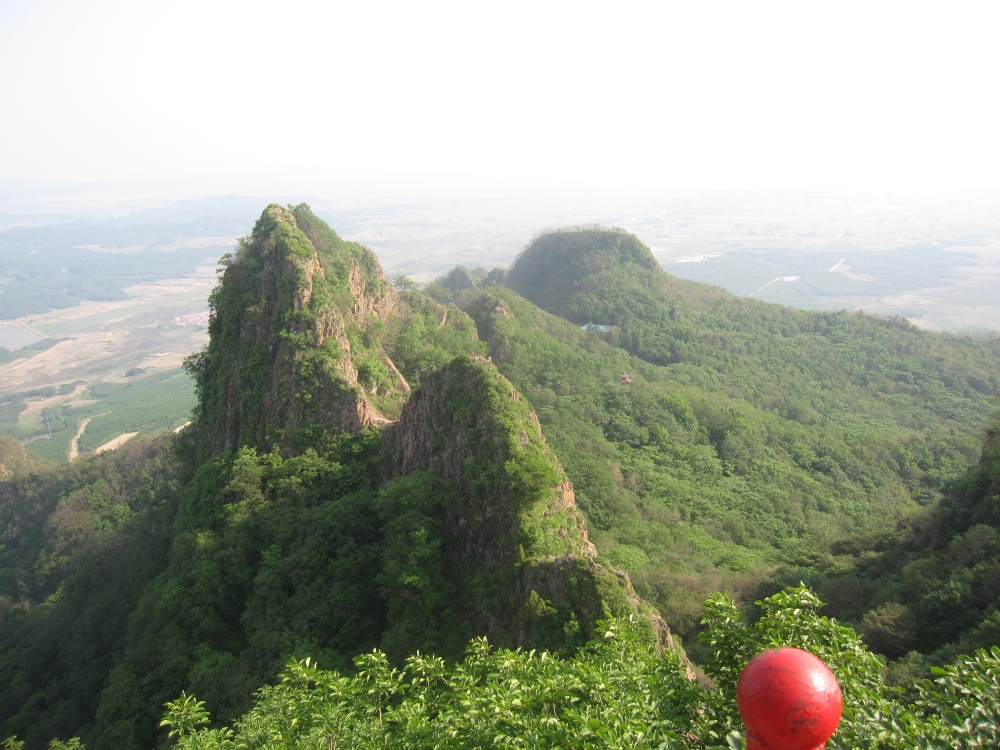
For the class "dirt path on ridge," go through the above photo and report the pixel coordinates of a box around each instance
[68,419,92,462]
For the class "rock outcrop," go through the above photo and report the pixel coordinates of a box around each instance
[188,204,406,456]
[381,356,683,658]
[381,357,596,560]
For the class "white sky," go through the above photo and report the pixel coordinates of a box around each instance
[1,0,998,199]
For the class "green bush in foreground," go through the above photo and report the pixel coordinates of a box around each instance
[135,587,999,749]
[8,585,998,749]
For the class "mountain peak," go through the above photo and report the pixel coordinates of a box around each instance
[186,204,405,456]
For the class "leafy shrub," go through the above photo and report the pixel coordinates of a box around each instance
[151,584,1000,750]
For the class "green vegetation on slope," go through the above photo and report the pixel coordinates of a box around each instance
[0,434,41,476]
[152,586,1000,749]
[760,417,1000,672]
[451,283,989,644]
[424,227,1000,665]
[0,437,182,745]
[381,357,643,660]
[384,291,486,381]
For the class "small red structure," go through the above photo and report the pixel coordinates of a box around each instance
[620,373,632,385]
[736,648,842,750]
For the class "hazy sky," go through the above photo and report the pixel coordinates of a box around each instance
[1,1,998,199]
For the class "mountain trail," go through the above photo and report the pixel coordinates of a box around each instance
[68,418,91,462]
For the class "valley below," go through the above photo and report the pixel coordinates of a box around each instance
[0,269,213,462]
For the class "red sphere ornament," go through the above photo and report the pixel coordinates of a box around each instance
[736,647,842,750]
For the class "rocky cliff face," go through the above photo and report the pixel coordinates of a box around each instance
[381,356,683,658]
[188,204,407,456]
[381,357,596,561]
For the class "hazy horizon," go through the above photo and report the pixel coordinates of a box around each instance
[2,187,998,329]
[1,0,998,382]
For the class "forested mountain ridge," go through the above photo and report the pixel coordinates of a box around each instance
[3,214,1000,748]
[432,228,1000,652]
[0,208,657,748]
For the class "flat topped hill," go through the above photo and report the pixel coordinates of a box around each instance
[505,226,739,326]
[506,227,661,308]
[504,226,1000,435]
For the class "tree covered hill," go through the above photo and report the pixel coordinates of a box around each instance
[501,227,999,436]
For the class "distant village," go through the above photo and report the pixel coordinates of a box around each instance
[169,311,210,327]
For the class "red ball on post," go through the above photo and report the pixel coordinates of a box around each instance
[736,647,842,750]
